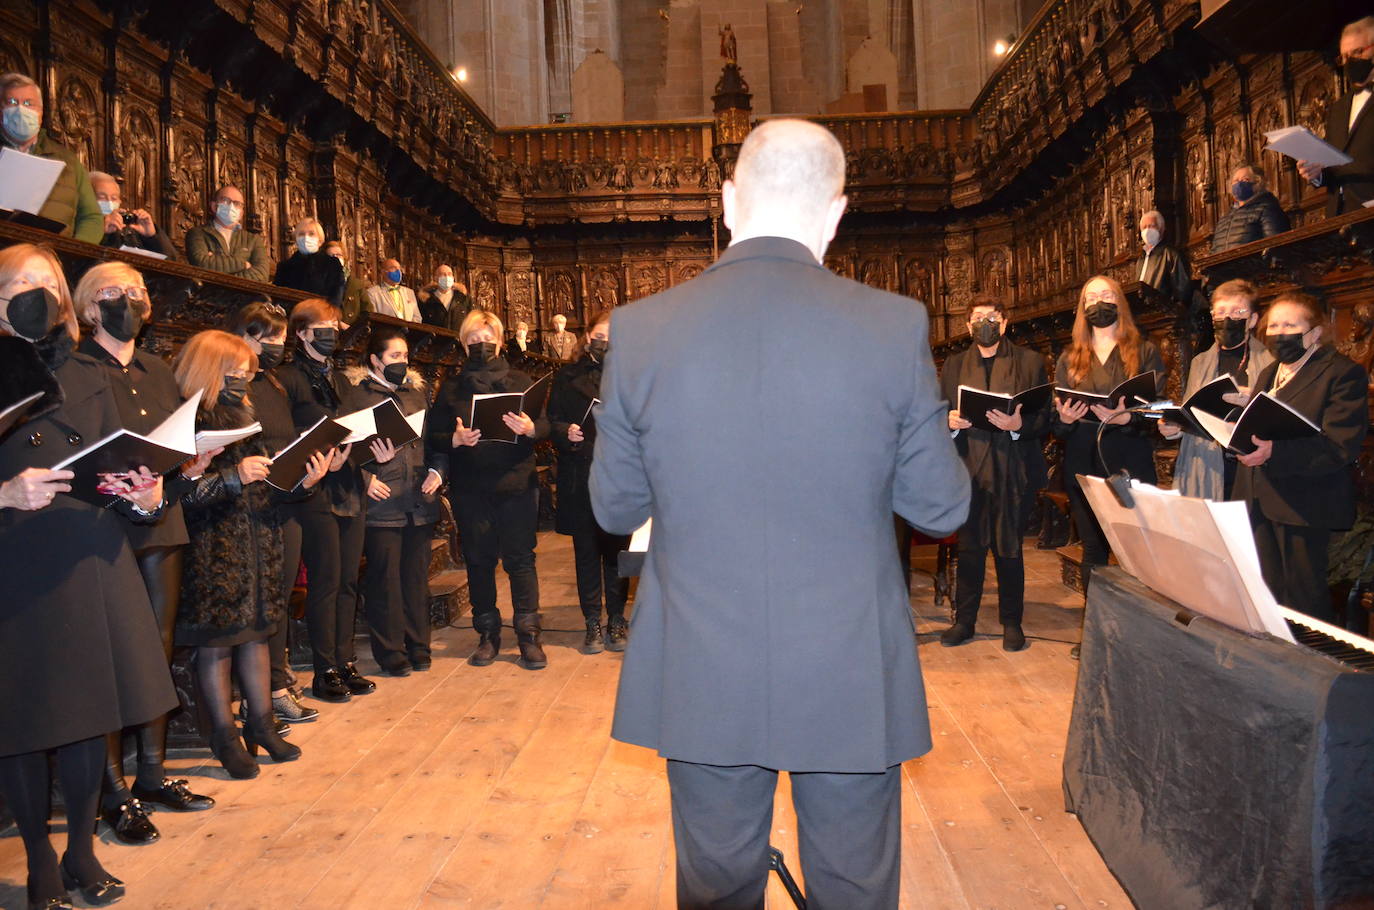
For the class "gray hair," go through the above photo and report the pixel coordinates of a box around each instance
[1342,15,1374,43]
[1140,210,1165,230]
[88,171,118,188]
[0,73,38,95]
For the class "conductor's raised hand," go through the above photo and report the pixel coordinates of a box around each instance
[947,410,972,431]
[301,450,330,489]
[0,468,73,511]
[1056,395,1090,424]
[452,418,481,447]
[329,444,352,471]
[1237,436,1274,467]
[503,411,536,438]
[567,423,585,444]
[370,437,397,464]
[986,403,1023,432]
[237,455,273,485]
[1090,397,1132,426]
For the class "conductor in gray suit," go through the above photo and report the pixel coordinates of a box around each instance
[590,119,970,909]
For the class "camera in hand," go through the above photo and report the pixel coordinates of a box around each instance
[122,211,138,225]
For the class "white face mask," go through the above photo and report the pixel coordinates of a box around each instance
[215,201,242,227]
[97,199,119,216]
[437,275,454,290]
[1141,227,1161,248]
[2,105,40,143]
[296,235,320,255]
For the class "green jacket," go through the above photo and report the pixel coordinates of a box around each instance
[4,131,103,244]
[184,222,270,283]
[340,273,370,324]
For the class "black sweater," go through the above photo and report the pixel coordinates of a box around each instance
[427,357,550,495]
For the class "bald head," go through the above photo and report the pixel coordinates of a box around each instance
[722,119,848,261]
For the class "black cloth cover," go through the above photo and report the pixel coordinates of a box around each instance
[1064,568,1374,910]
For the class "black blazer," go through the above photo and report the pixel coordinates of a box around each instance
[1137,244,1191,305]
[1321,90,1374,216]
[274,251,346,308]
[548,354,608,536]
[1232,345,1369,529]
[278,356,362,517]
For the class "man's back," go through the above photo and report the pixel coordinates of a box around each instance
[592,236,969,774]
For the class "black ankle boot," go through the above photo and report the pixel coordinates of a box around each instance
[209,727,259,780]
[605,614,628,652]
[470,615,502,666]
[514,613,547,669]
[940,621,975,647]
[1002,624,1027,652]
[582,618,604,654]
[244,714,302,763]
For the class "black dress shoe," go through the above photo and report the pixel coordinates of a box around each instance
[379,657,411,677]
[940,622,975,647]
[59,854,125,906]
[28,896,74,910]
[100,798,159,845]
[409,654,432,671]
[1070,643,1082,660]
[312,668,352,702]
[131,778,215,812]
[1002,625,1028,652]
[341,663,376,694]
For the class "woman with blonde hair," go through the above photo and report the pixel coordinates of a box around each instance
[173,330,329,778]
[1052,275,1166,621]
[0,243,173,909]
[71,260,216,843]
[429,309,550,668]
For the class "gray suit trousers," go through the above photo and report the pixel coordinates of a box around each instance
[666,760,902,910]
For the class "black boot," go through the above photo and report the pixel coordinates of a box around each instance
[209,728,259,780]
[940,622,975,647]
[582,617,604,654]
[1002,624,1027,652]
[605,614,628,652]
[244,714,302,763]
[513,613,547,670]
[469,613,502,667]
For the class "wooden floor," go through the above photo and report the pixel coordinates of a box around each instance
[0,535,1132,909]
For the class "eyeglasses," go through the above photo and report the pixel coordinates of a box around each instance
[95,285,148,302]
[1084,293,1118,304]
[262,302,286,317]
[971,314,1004,324]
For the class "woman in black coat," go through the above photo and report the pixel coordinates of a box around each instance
[279,298,376,702]
[1053,275,1167,592]
[272,218,345,308]
[1233,292,1369,623]
[548,309,630,653]
[428,310,550,669]
[343,327,443,674]
[229,302,320,726]
[0,243,174,910]
[173,331,329,779]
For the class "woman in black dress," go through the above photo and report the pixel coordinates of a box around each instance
[428,310,550,669]
[228,302,320,725]
[344,327,444,674]
[0,243,174,910]
[172,331,330,779]
[548,309,631,652]
[1053,274,1166,651]
[278,298,376,701]
[1233,291,1369,622]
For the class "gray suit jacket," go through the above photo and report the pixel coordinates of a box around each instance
[590,236,970,773]
[1173,337,1272,500]
[365,283,421,322]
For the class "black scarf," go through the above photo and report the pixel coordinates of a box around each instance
[296,355,339,411]
[460,355,512,394]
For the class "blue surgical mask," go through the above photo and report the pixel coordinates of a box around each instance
[1232,180,1256,202]
[385,269,403,284]
[2,106,40,144]
[296,235,320,255]
[97,199,118,216]
[215,201,241,227]
[437,276,454,290]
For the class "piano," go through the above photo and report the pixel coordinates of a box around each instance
[1280,606,1374,671]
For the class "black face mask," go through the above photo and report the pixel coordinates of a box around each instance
[309,327,338,357]
[586,338,608,361]
[1346,56,1374,86]
[1266,331,1308,365]
[218,376,249,408]
[4,286,59,340]
[1084,303,1119,328]
[466,341,497,364]
[381,361,409,385]
[97,295,144,343]
[256,342,284,371]
[1213,317,1249,349]
[971,320,1002,347]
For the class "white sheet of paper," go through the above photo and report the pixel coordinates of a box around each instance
[1190,407,1236,449]
[144,391,201,454]
[118,245,168,259]
[334,406,379,444]
[628,519,652,553]
[0,148,65,214]
[1263,125,1354,167]
[194,421,262,454]
[404,408,425,436]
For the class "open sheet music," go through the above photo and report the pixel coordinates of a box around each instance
[53,392,202,505]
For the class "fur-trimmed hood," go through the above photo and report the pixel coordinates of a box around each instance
[342,364,427,393]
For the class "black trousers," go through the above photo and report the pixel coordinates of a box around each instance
[452,485,540,628]
[364,519,436,665]
[1251,514,1334,623]
[954,546,1024,627]
[269,514,302,691]
[666,760,901,910]
[298,509,366,672]
[1066,480,1109,582]
[570,524,630,621]
[103,545,182,802]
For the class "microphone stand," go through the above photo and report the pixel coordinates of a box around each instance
[1091,399,1167,509]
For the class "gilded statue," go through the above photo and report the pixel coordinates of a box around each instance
[719,24,737,64]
